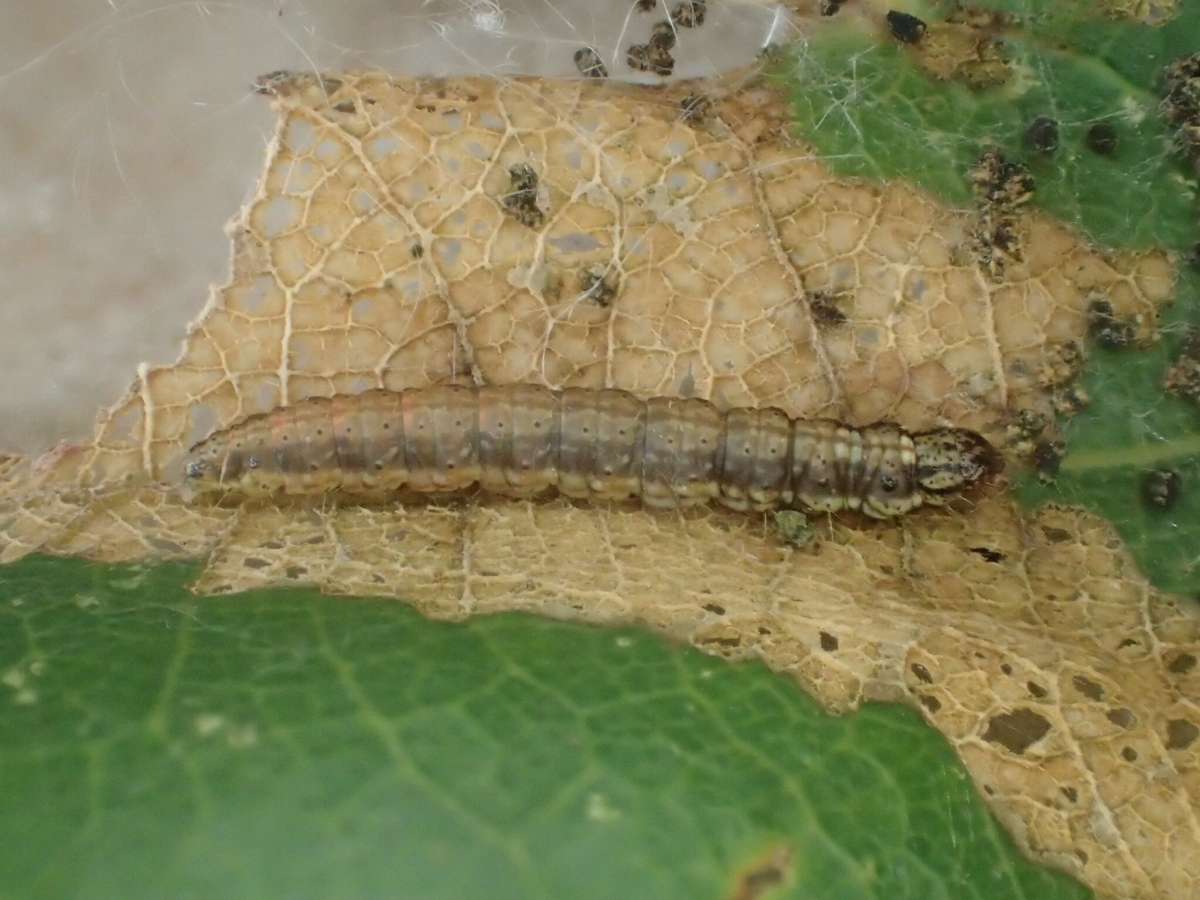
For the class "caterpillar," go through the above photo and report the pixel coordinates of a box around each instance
[182,385,1001,519]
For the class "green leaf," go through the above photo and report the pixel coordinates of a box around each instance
[0,556,1091,899]
[1017,272,1200,595]
[775,3,1199,251]
[774,3,1200,593]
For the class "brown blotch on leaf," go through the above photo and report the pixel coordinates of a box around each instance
[1167,651,1197,674]
[1106,707,1136,729]
[982,707,1052,754]
[1166,718,1199,750]
[729,845,792,900]
[1072,675,1105,701]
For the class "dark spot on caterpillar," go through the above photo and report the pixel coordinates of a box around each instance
[969,546,1005,563]
[573,47,608,79]
[982,708,1051,755]
[886,10,926,44]
[503,164,544,229]
[1142,468,1181,510]
[1024,116,1059,154]
[1086,122,1118,155]
[819,631,838,652]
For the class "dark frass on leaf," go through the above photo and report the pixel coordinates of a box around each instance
[671,0,705,28]
[1161,52,1200,161]
[1024,116,1059,154]
[1142,469,1182,510]
[1086,297,1135,350]
[680,93,710,123]
[1034,440,1064,482]
[504,164,545,229]
[627,25,675,76]
[580,269,618,307]
[887,10,926,44]
[808,290,847,327]
[574,47,608,79]
[1164,326,1200,406]
[1085,122,1119,156]
[774,510,815,547]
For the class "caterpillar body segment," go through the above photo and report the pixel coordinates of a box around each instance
[183,386,1000,519]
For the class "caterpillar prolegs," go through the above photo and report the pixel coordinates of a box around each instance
[182,385,1001,519]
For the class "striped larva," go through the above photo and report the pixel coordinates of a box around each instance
[182,385,1001,519]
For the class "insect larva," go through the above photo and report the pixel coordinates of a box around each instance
[183,386,1001,519]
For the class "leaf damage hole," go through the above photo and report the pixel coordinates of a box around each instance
[982,708,1052,755]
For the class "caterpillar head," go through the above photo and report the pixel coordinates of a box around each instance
[913,428,1002,500]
